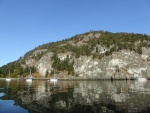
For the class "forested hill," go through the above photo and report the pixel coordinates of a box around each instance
[0,31,150,79]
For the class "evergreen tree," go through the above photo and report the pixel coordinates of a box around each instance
[45,70,49,78]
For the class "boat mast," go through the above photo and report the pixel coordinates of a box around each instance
[54,69,55,79]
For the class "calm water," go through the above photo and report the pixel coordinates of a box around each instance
[0,79,150,113]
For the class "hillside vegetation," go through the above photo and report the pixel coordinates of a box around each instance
[0,31,150,78]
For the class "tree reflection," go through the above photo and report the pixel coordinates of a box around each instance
[1,80,150,113]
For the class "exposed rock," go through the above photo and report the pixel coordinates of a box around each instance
[27,48,150,79]
[8,31,150,79]
[33,49,48,56]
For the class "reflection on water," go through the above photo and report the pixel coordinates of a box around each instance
[0,79,150,113]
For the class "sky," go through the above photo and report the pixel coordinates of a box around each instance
[0,0,150,67]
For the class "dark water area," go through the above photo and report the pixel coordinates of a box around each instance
[0,79,150,113]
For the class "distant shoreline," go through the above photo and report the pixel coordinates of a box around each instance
[0,77,150,80]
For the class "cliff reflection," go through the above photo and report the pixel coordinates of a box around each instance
[2,80,150,113]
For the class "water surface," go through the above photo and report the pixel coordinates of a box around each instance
[0,79,150,113]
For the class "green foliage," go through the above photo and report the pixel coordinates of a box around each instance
[0,74,3,77]
[45,70,49,78]
[51,54,74,75]
[0,61,20,77]
[0,60,36,77]
[22,66,36,75]
[105,51,111,56]
[19,31,150,60]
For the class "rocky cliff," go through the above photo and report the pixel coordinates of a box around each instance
[22,31,150,79]
[25,48,150,79]
[1,31,150,79]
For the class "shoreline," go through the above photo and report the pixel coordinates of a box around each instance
[0,77,150,81]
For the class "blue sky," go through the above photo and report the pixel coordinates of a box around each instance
[0,0,150,66]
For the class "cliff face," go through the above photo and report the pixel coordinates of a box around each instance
[26,48,149,79]
[22,31,150,79]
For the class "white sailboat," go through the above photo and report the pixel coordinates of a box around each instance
[137,77,147,82]
[6,71,11,81]
[26,69,32,82]
[134,72,147,82]
[50,70,57,82]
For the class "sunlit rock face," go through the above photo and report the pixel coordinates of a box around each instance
[25,48,150,79]
[35,52,53,75]
[24,43,150,79]
[75,49,150,79]
[35,52,72,76]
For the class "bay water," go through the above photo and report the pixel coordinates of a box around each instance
[0,79,150,113]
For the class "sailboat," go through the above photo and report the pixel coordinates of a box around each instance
[6,71,11,81]
[26,69,32,82]
[137,77,147,82]
[50,70,57,82]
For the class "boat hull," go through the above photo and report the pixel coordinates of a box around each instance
[26,78,32,82]
[6,78,11,81]
[50,78,57,82]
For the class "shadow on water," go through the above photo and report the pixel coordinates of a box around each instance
[0,79,150,113]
